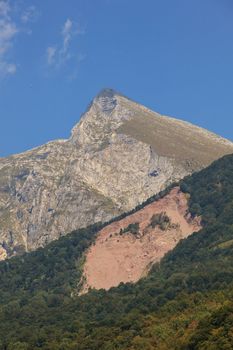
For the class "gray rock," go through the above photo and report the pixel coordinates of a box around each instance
[0,89,233,258]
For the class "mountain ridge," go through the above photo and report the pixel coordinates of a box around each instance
[0,89,233,259]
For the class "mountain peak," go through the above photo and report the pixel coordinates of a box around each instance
[70,88,133,145]
[96,88,119,98]
[92,88,120,113]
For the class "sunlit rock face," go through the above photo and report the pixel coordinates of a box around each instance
[0,88,233,259]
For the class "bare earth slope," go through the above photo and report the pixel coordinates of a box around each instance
[0,89,232,258]
[81,187,201,293]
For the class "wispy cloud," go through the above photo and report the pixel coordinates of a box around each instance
[46,18,85,72]
[0,0,18,76]
[0,1,39,77]
[0,0,9,16]
[58,18,73,65]
[46,46,56,65]
[62,18,72,53]
[21,5,39,24]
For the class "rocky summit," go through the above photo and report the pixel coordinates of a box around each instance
[0,88,233,259]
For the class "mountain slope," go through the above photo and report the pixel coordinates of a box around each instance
[1,88,233,259]
[0,154,233,349]
[81,186,201,292]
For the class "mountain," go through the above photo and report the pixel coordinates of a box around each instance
[1,88,233,259]
[0,154,233,349]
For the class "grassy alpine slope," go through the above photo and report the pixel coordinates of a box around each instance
[1,154,233,349]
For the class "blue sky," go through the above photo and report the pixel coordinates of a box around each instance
[1,0,233,156]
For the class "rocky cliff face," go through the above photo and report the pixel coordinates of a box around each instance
[0,89,233,259]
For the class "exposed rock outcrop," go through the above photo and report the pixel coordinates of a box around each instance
[80,187,202,293]
[0,89,232,258]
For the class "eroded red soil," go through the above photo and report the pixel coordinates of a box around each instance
[81,187,201,293]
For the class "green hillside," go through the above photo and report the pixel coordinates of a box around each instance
[1,154,233,349]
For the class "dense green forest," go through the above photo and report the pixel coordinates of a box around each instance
[1,154,233,349]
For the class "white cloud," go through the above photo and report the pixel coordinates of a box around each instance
[46,18,85,71]
[0,60,16,73]
[0,0,18,76]
[46,46,56,65]
[62,18,72,37]
[21,5,39,24]
[0,0,9,17]
[61,18,72,56]
[58,18,73,65]
[0,1,39,77]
